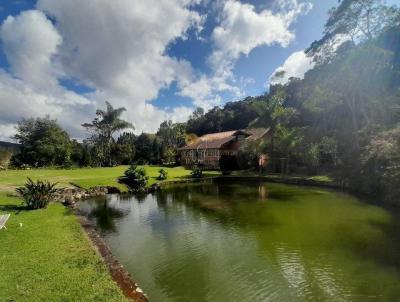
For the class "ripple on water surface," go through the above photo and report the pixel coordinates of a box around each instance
[79,181,400,302]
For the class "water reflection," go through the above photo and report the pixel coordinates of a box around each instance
[79,181,400,302]
[80,195,130,233]
[258,185,269,201]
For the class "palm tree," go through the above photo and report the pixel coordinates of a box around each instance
[250,90,295,131]
[83,101,133,166]
[250,89,298,173]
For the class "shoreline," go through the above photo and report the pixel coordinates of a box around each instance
[70,174,377,301]
[75,211,149,302]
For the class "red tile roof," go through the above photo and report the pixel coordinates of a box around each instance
[179,128,270,151]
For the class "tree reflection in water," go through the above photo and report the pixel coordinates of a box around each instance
[89,197,127,233]
[258,185,269,201]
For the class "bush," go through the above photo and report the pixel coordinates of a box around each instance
[191,165,203,178]
[157,169,168,180]
[219,154,238,175]
[0,150,12,170]
[119,165,149,191]
[361,126,400,203]
[16,178,59,209]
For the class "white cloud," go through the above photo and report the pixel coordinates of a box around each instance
[0,123,16,142]
[210,0,312,73]
[0,0,205,139]
[37,0,204,98]
[0,69,95,139]
[268,50,314,85]
[36,0,205,133]
[0,10,94,140]
[0,0,313,140]
[0,10,62,90]
[179,0,312,109]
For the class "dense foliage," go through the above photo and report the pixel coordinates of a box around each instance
[219,154,238,175]
[11,117,72,167]
[0,150,12,170]
[186,100,258,136]
[118,165,149,191]
[182,0,400,203]
[7,0,400,204]
[82,101,133,167]
[157,169,168,180]
[191,165,203,179]
[16,178,59,209]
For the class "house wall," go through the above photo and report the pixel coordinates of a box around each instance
[181,149,223,169]
[180,130,270,170]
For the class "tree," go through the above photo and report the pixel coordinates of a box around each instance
[273,125,303,174]
[219,154,239,175]
[82,101,133,166]
[114,132,136,165]
[156,120,186,163]
[250,89,297,172]
[250,89,296,131]
[307,0,400,63]
[70,139,93,167]
[0,150,12,170]
[11,116,72,167]
[361,126,400,202]
[186,99,258,136]
[134,133,154,164]
[118,165,149,191]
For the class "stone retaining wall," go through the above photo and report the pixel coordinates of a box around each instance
[55,186,120,207]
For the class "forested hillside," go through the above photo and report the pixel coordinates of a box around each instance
[8,0,400,203]
[185,0,400,203]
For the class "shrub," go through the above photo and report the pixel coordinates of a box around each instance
[16,178,59,209]
[119,165,149,191]
[191,165,203,178]
[361,126,400,203]
[157,169,168,180]
[0,150,12,170]
[219,154,238,175]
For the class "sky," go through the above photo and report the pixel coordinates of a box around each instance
[0,0,339,141]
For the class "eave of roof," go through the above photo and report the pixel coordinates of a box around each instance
[178,127,270,151]
[179,136,235,150]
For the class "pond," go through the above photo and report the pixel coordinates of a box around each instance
[78,181,400,302]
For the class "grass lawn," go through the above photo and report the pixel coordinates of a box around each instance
[0,165,219,301]
[0,165,220,192]
[0,192,127,301]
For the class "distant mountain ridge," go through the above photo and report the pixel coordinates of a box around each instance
[0,141,20,152]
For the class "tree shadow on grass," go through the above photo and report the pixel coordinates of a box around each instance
[0,204,29,214]
[62,206,75,216]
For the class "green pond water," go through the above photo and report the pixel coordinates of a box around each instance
[78,181,400,302]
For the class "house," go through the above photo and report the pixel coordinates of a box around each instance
[179,128,270,169]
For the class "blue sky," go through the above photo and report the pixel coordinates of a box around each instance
[0,0,339,140]
[155,0,337,108]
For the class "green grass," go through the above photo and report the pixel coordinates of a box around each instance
[306,175,333,183]
[0,165,220,192]
[0,192,126,301]
[0,165,220,301]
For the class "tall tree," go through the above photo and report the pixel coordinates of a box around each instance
[12,116,72,167]
[156,120,186,163]
[307,0,400,63]
[82,101,133,166]
[114,132,136,165]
